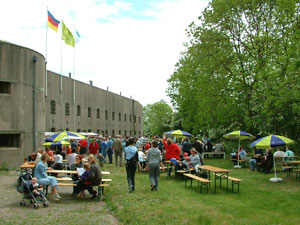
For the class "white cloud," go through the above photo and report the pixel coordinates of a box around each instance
[0,0,209,106]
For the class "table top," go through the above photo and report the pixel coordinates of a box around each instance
[288,161,300,164]
[19,162,36,169]
[203,152,225,154]
[198,165,231,173]
[275,156,299,158]
[47,169,110,175]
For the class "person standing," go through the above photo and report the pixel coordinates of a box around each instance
[88,138,99,157]
[79,138,88,156]
[101,137,107,162]
[125,138,141,193]
[112,135,123,167]
[106,137,113,164]
[147,141,164,191]
[182,138,192,155]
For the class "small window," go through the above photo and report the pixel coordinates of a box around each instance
[119,113,121,121]
[105,110,108,120]
[125,130,127,136]
[130,130,132,136]
[102,131,105,136]
[119,130,121,135]
[0,81,11,93]
[97,109,100,119]
[88,107,91,118]
[105,129,108,135]
[97,129,100,134]
[130,115,132,122]
[88,129,91,132]
[50,100,56,114]
[66,128,69,131]
[134,131,136,136]
[0,134,20,147]
[139,116,141,123]
[77,129,81,132]
[124,114,127,122]
[112,112,115,120]
[51,128,55,132]
[139,131,141,136]
[77,105,81,116]
[134,116,136,123]
[65,103,70,115]
[112,130,115,137]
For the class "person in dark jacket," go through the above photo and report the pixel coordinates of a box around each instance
[182,138,192,155]
[192,138,203,154]
[262,148,273,173]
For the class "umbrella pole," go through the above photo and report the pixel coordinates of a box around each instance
[270,148,282,182]
[234,139,242,168]
[273,150,277,179]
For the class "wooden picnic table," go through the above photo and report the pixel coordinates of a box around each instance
[19,162,36,169]
[198,165,231,193]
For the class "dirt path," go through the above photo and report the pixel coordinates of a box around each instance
[0,171,119,225]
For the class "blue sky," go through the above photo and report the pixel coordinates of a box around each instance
[0,0,209,106]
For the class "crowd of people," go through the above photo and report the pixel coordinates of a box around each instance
[23,133,297,201]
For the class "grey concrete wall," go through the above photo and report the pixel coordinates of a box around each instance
[0,41,46,168]
[45,72,143,137]
[0,41,143,168]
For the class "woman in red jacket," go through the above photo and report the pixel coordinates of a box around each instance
[163,135,180,176]
[163,136,180,160]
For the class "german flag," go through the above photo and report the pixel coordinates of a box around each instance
[48,10,60,32]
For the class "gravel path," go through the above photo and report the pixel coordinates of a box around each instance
[0,171,119,225]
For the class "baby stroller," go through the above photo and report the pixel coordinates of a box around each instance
[17,173,49,209]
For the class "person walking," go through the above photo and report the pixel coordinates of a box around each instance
[106,137,113,164]
[147,141,164,191]
[124,138,141,193]
[112,135,123,167]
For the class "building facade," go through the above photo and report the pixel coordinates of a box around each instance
[0,41,143,168]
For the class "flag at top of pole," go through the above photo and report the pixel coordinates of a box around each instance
[62,20,75,47]
[48,10,60,32]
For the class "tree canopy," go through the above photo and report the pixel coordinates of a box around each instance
[143,100,173,137]
[167,0,300,144]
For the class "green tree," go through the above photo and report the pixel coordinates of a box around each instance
[143,100,173,137]
[168,0,300,144]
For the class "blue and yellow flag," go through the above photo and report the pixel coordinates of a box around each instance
[61,20,75,47]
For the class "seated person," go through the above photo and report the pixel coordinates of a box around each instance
[70,155,83,197]
[261,148,273,173]
[238,146,247,160]
[76,163,92,199]
[249,147,264,171]
[30,177,45,197]
[189,148,202,173]
[274,147,285,158]
[98,153,105,167]
[67,148,78,168]
[138,147,146,169]
[51,150,63,177]
[284,146,295,163]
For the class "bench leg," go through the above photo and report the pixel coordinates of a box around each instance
[97,186,101,201]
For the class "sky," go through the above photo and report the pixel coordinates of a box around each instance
[0,0,209,106]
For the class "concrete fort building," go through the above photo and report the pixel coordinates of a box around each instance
[0,41,143,168]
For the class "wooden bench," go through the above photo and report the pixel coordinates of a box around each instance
[183,173,211,193]
[56,182,110,201]
[216,173,242,193]
[202,151,225,159]
[282,166,293,178]
[175,168,194,180]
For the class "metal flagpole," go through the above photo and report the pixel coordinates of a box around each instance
[45,6,48,97]
[60,18,63,93]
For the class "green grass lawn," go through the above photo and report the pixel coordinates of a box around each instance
[104,158,300,225]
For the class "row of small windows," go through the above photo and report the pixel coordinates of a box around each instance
[50,128,141,137]
[50,101,141,123]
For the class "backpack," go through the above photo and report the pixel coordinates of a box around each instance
[127,152,138,167]
[88,163,102,186]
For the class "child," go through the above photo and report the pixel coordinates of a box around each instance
[98,153,105,167]
[30,177,44,197]
[77,163,92,199]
